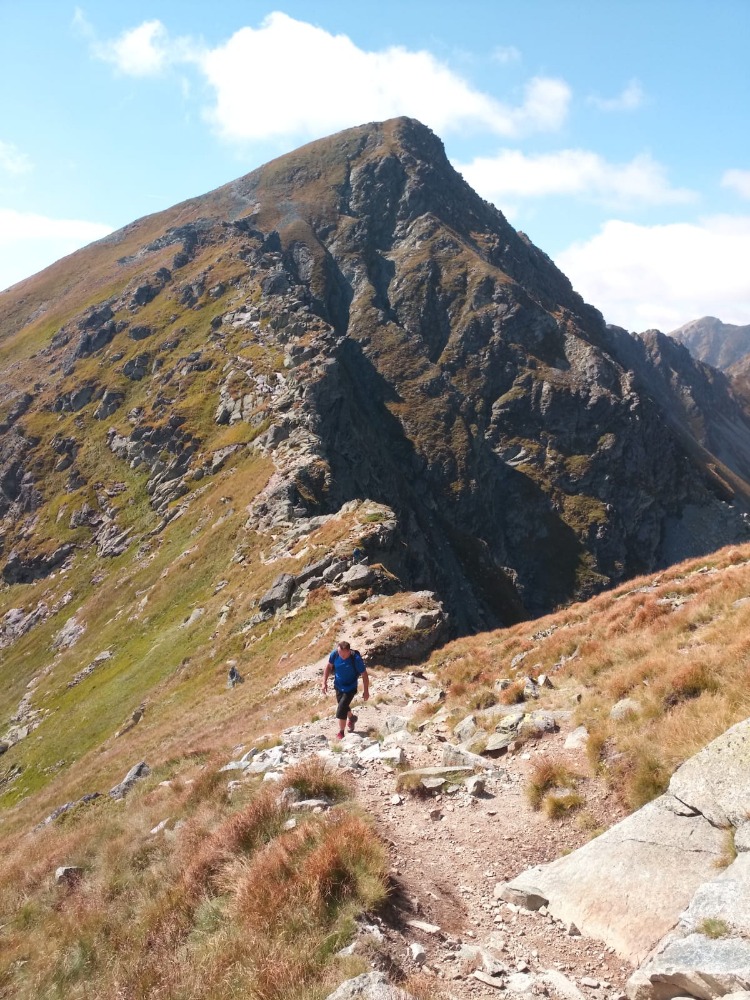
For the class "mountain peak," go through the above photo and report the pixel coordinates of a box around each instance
[669,315,750,371]
[2,119,750,639]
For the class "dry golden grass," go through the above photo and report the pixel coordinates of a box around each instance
[499,680,526,705]
[280,757,353,804]
[543,790,584,819]
[0,759,388,1000]
[402,973,450,999]
[526,758,581,811]
[467,687,498,710]
[428,543,750,812]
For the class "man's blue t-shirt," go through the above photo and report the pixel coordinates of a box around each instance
[328,649,366,693]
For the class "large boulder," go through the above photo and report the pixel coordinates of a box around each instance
[325,972,413,999]
[508,794,725,963]
[259,573,296,613]
[340,563,376,589]
[628,853,750,1000]
[628,934,750,1000]
[503,718,750,999]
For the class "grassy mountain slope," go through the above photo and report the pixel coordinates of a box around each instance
[429,541,750,810]
[2,537,750,999]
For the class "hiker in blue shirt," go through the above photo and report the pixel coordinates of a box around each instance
[322,640,369,740]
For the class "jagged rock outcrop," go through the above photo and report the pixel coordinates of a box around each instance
[3,117,750,627]
[2,544,74,584]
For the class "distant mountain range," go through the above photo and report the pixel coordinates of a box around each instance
[670,316,750,372]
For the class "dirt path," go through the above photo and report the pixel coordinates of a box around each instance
[274,663,633,999]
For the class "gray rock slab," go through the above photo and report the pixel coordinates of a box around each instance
[219,760,247,772]
[407,919,441,934]
[466,774,485,796]
[383,714,409,734]
[454,714,478,742]
[539,969,586,1000]
[473,970,505,989]
[735,823,750,853]
[508,794,726,964]
[381,729,412,748]
[292,798,331,811]
[495,882,549,910]
[109,761,150,799]
[678,853,750,937]
[442,743,493,770]
[668,718,750,828]
[628,933,750,1000]
[485,731,515,755]
[496,710,525,732]
[325,971,413,999]
[507,972,536,993]
[258,573,295,612]
[520,710,559,736]
[246,746,285,773]
[409,941,426,964]
[340,564,375,588]
[398,765,474,780]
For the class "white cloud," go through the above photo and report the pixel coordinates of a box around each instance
[0,141,32,175]
[492,45,521,64]
[0,209,112,292]
[91,12,570,141]
[199,14,570,142]
[722,169,750,200]
[456,148,695,208]
[556,216,750,332]
[588,79,645,112]
[93,19,171,76]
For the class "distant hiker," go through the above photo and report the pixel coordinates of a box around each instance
[322,641,369,739]
[227,661,243,688]
[352,546,363,563]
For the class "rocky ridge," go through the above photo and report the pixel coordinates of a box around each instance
[2,118,750,636]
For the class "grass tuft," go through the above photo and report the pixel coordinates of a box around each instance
[698,917,730,939]
[182,787,288,898]
[526,758,581,811]
[543,790,584,819]
[468,688,497,710]
[279,758,353,804]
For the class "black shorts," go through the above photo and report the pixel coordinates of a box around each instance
[335,688,356,720]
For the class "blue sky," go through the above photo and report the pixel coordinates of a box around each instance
[1,1,749,332]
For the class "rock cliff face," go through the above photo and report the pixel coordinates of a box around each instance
[2,117,750,629]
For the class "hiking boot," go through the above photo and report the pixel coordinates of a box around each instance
[347,714,358,733]
[335,731,345,740]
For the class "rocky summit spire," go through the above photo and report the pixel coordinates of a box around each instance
[2,118,750,629]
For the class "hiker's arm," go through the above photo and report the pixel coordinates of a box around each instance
[322,661,331,693]
[361,669,370,700]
